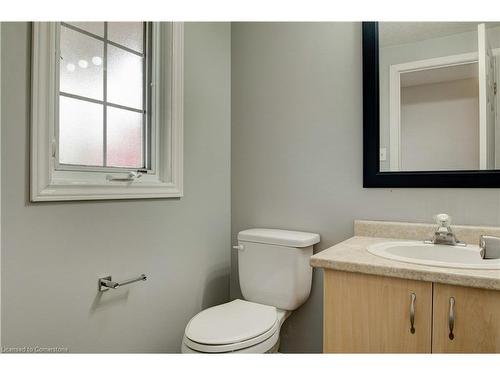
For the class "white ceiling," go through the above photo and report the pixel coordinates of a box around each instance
[400,62,478,87]
[379,22,500,48]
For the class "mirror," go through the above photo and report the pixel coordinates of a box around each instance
[363,22,500,188]
[378,22,500,172]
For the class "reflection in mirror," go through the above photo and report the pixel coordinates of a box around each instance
[379,22,500,172]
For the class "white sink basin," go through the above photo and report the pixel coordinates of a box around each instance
[367,241,500,270]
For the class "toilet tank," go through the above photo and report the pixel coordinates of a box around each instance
[237,228,320,311]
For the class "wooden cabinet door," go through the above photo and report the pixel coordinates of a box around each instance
[323,270,432,353]
[433,283,500,353]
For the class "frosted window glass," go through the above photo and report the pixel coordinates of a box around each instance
[60,26,104,100]
[108,22,143,52]
[66,22,104,37]
[107,107,143,168]
[59,96,103,166]
[107,45,143,109]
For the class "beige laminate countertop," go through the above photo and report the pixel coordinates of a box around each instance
[310,234,500,291]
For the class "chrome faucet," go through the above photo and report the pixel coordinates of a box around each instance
[425,214,465,246]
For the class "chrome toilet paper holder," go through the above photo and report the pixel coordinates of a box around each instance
[98,273,147,292]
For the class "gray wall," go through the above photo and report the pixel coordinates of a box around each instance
[231,22,500,353]
[1,22,231,352]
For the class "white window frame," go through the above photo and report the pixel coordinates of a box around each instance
[31,22,183,201]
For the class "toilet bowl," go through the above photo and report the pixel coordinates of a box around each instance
[181,228,320,354]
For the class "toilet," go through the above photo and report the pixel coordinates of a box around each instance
[181,228,320,353]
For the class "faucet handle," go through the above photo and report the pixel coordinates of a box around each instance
[434,213,451,227]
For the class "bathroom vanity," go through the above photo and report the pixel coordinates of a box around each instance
[311,220,500,353]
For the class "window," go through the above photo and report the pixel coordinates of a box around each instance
[31,22,183,201]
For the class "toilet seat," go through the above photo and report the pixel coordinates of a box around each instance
[183,320,280,353]
[183,299,283,353]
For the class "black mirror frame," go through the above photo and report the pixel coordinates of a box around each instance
[363,21,500,188]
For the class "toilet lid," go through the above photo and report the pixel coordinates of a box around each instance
[185,299,278,345]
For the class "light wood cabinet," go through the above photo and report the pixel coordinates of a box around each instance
[323,270,500,353]
[323,270,432,353]
[432,283,500,353]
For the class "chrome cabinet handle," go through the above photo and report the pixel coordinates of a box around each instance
[448,297,455,340]
[409,292,416,334]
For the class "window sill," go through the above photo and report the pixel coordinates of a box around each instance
[32,167,182,201]
[32,180,183,201]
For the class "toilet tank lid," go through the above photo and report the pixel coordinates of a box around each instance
[238,228,320,248]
